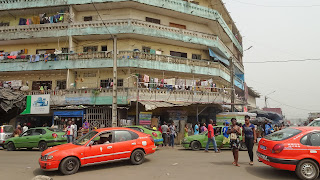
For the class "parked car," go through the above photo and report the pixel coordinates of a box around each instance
[126,125,163,145]
[0,125,13,148]
[39,127,156,175]
[257,127,320,180]
[182,125,246,151]
[4,127,67,151]
[307,118,320,127]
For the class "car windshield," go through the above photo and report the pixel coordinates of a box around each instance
[308,121,320,127]
[265,128,302,141]
[74,131,98,145]
[3,126,13,133]
[47,128,64,132]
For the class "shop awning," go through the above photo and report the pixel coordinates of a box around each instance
[209,48,230,66]
[139,101,193,111]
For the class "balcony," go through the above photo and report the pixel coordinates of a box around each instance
[0,0,243,53]
[25,87,245,107]
[0,51,231,82]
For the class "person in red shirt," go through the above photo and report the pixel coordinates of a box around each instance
[205,119,219,153]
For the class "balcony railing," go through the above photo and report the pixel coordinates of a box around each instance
[0,51,231,76]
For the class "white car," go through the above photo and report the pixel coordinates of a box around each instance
[307,118,320,126]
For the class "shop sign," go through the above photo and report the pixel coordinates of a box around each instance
[21,94,50,114]
[139,112,152,125]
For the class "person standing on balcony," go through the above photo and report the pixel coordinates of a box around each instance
[194,122,200,135]
[205,120,219,153]
[161,122,169,147]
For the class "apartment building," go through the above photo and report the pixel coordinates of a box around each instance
[0,0,246,134]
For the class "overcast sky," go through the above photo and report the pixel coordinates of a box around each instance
[224,0,320,120]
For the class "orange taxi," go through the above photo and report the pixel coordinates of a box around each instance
[257,127,320,180]
[39,127,156,175]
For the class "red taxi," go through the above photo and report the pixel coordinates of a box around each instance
[39,127,156,175]
[257,127,320,180]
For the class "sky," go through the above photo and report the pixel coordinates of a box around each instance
[223,0,320,120]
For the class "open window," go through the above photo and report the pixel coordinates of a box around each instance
[93,131,113,145]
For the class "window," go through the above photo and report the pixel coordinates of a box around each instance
[308,120,320,127]
[83,16,93,21]
[93,132,113,145]
[117,79,123,87]
[32,81,52,90]
[36,49,55,54]
[142,46,151,53]
[56,80,66,90]
[100,79,123,88]
[128,127,144,132]
[170,51,187,58]
[75,131,98,145]
[169,22,186,29]
[192,54,201,60]
[101,46,108,51]
[83,46,98,53]
[22,130,32,137]
[61,48,69,53]
[3,126,13,133]
[146,17,160,24]
[265,128,302,141]
[34,129,46,135]
[115,130,137,142]
[310,133,320,146]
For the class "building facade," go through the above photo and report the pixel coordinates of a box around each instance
[0,0,245,135]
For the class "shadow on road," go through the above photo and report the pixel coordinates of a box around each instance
[33,159,151,177]
[245,166,299,180]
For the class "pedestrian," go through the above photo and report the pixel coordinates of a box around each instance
[63,124,67,132]
[72,120,77,141]
[82,120,90,135]
[184,124,188,137]
[169,122,175,148]
[194,122,200,135]
[205,119,219,153]
[219,121,230,151]
[22,123,28,133]
[242,115,256,166]
[264,120,271,136]
[201,123,207,132]
[227,118,241,167]
[14,125,22,137]
[161,122,169,146]
[65,121,74,143]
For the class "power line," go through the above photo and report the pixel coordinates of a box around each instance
[91,0,114,39]
[229,0,320,8]
[244,58,320,64]
[268,97,319,112]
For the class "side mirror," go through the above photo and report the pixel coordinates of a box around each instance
[88,141,94,147]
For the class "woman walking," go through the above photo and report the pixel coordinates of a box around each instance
[169,122,176,148]
[242,115,256,166]
[227,118,241,167]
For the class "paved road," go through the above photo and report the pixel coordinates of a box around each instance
[0,146,301,180]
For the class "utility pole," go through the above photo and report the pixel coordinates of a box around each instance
[112,36,117,127]
[230,58,235,112]
[136,76,139,125]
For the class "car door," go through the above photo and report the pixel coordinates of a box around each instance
[32,129,46,147]
[15,129,33,148]
[83,131,114,165]
[305,132,320,157]
[112,130,139,160]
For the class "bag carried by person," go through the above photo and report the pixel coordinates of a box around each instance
[230,133,237,140]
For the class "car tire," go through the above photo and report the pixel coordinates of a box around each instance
[7,142,15,151]
[239,142,247,151]
[59,157,80,175]
[190,141,201,151]
[130,149,145,165]
[38,141,47,151]
[296,159,319,180]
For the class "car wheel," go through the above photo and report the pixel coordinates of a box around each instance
[38,141,47,151]
[130,149,145,165]
[7,142,16,151]
[190,141,201,151]
[59,157,80,175]
[296,159,319,180]
[239,142,247,151]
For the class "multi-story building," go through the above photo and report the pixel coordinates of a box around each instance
[0,0,245,136]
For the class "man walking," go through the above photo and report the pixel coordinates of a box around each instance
[161,122,169,146]
[205,120,219,153]
[219,122,230,151]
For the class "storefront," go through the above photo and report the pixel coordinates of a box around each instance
[52,110,85,130]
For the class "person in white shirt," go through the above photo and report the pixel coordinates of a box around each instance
[22,123,28,133]
[72,120,77,141]
[65,121,74,143]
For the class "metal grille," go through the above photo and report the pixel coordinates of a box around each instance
[86,107,112,129]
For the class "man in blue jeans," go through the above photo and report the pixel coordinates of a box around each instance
[205,119,220,153]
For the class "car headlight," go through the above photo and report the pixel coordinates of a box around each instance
[41,155,54,161]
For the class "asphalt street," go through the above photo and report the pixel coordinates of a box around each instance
[0,146,303,180]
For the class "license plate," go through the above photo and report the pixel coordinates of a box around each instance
[260,145,267,150]
[257,153,269,161]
